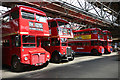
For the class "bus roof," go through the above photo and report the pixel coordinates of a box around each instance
[102,30,110,33]
[2,5,46,17]
[73,28,101,32]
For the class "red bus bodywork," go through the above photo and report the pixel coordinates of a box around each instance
[42,18,74,62]
[2,6,50,71]
[68,28,104,55]
[102,30,113,54]
[73,28,104,41]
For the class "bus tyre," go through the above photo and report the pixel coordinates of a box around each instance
[105,48,111,54]
[11,57,23,72]
[51,53,61,63]
[68,55,74,61]
[105,48,108,54]
[92,49,101,56]
[42,61,49,67]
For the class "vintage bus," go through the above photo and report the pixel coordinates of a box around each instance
[102,30,112,54]
[68,28,104,56]
[42,18,75,63]
[2,6,50,71]
[73,28,104,41]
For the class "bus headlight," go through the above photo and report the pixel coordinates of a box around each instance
[47,55,49,57]
[24,57,28,61]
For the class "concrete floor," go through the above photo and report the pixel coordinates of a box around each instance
[1,52,119,79]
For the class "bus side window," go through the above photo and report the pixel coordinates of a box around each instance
[3,14,10,23]
[50,21,57,27]
[11,10,19,20]
[77,42,82,46]
[12,35,21,47]
[68,43,71,46]
[86,42,90,46]
[55,38,60,46]
[81,32,84,35]
[83,42,86,46]
[51,38,55,46]
[86,31,90,34]
[41,40,50,47]
[73,32,76,35]
[2,39,10,47]
[91,41,94,46]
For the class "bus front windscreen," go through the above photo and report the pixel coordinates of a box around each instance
[22,35,35,47]
[57,21,72,35]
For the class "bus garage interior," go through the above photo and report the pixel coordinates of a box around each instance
[0,0,120,74]
[1,1,120,49]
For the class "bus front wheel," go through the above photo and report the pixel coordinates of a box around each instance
[68,55,74,61]
[42,61,49,67]
[11,56,23,72]
[91,49,101,56]
[105,48,111,54]
[51,52,62,63]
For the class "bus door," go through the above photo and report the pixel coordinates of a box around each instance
[11,35,21,57]
[41,38,50,52]
[50,38,60,53]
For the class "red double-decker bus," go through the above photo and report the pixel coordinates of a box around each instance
[2,6,50,71]
[42,18,75,63]
[68,28,104,55]
[102,30,112,54]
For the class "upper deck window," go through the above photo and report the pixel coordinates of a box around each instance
[49,21,57,27]
[21,11,34,20]
[2,39,10,47]
[58,21,65,27]
[11,10,19,20]
[103,32,107,35]
[58,21,71,28]
[92,30,98,34]
[36,14,46,23]
[91,41,101,46]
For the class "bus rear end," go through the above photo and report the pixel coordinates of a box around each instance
[102,30,113,54]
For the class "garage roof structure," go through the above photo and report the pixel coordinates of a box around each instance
[1,0,120,41]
